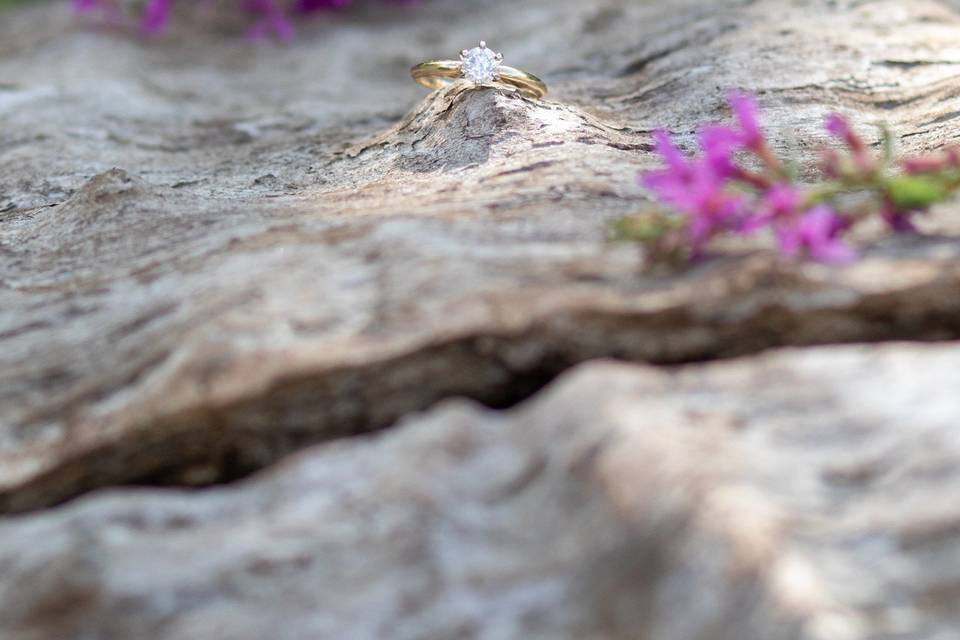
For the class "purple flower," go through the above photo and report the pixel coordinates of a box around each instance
[141,0,173,35]
[746,184,854,264]
[825,113,874,173]
[740,182,802,232]
[73,0,122,25]
[728,92,765,152]
[294,0,352,10]
[295,0,417,9]
[633,92,960,266]
[698,125,741,178]
[641,130,747,254]
[73,0,418,39]
[777,206,854,265]
[246,0,295,41]
[880,202,917,233]
[72,0,119,21]
[825,114,852,140]
[762,183,802,216]
[902,147,960,175]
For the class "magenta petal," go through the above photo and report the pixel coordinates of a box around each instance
[796,206,855,265]
[699,126,740,177]
[295,0,352,11]
[73,0,99,12]
[651,129,691,176]
[825,114,851,139]
[699,125,741,151]
[727,91,764,150]
[776,227,802,257]
[141,0,173,35]
[270,14,295,40]
[689,215,715,247]
[799,205,840,237]
[245,0,296,41]
[739,213,771,235]
[881,204,918,233]
[763,184,801,215]
[810,240,856,265]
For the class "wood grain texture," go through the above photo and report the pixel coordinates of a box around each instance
[1,345,959,639]
[1,0,960,512]
[2,2,960,638]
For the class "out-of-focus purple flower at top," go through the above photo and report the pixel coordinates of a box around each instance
[246,0,295,41]
[294,0,351,10]
[141,0,173,35]
[294,0,418,10]
[72,0,120,22]
[74,0,419,39]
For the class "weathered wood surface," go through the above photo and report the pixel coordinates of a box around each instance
[3,0,960,512]
[2,345,959,639]
[2,0,960,637]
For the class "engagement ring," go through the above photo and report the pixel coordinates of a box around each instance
[411,41,548,100]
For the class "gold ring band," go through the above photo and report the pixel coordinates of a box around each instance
[411,41,548,100]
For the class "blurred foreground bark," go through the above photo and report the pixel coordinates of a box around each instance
[1,1,960,638]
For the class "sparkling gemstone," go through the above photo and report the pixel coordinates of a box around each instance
[461,46,500,83]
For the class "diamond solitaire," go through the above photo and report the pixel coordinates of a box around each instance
[459,41,503,84]
[411,41,548,100]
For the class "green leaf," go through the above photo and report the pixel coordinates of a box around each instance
[886,175,948,210]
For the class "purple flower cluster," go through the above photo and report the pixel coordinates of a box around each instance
[73,0,417,40]
[641,94,855,263]
[636,93,959,265]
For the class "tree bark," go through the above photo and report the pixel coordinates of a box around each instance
[2,1,960,637]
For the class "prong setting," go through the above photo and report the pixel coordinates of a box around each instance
[459,40,503,84]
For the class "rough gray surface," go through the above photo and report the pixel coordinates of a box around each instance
[4,0,960,513]
[2,0,960,638]
[2,344,959,640]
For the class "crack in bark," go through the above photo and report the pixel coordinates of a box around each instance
[5,251,960,515]
[5,0,960,520]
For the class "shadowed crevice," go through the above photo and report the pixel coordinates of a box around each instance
[5,267,960,516]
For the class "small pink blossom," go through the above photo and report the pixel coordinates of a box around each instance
[698,125,741,178]
[826,113,873,173]
[777,206,855,265]
[902,147,960,175]
[741,183,802,232]
[641,130,747,254]
[634,94,935,265]
[880,202,918,233]
[141,0,173,35]
[728,92,765,151]
[825,114,853,140]
[246,0,295,41]
[73,0,418,39]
